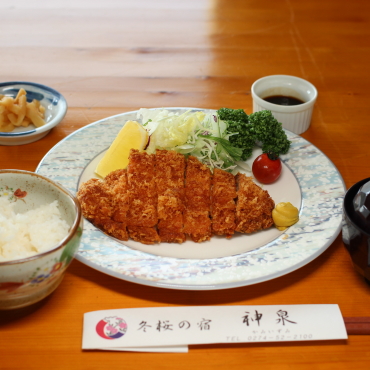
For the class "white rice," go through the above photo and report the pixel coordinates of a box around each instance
[0,197,70,262]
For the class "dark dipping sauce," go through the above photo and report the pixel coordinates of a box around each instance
[263,95,305,106]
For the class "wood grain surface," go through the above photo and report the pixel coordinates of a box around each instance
[1,1,370,369]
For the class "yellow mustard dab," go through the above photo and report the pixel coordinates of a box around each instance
[272,202,299,231]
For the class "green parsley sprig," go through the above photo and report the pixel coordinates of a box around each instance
[217,108,291,160]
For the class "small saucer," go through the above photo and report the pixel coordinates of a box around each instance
[0,81,67,145]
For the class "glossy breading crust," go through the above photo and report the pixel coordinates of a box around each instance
[235,173,275,233]
[155,150,186,243]
[105,169,129,224]
[76,172,129,241]
[155,149,185,196]
[126,149,160,244]
[211,168,237,238]
[157,190,185,243]
[103,169,129,241]
[77,178,113,226]
[183,155,212,242]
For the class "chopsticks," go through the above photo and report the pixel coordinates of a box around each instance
[344,317,370,335]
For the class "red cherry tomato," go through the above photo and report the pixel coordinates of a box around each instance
[252,153,282,184]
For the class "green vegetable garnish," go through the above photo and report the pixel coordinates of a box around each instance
[248,110,291,156]
[218,108,291,159]
[137,107,291,173]
[198,134,243,161]
[218,108,255,160]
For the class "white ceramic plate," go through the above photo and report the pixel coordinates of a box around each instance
[36,108,346,290]
[0,81,67,145]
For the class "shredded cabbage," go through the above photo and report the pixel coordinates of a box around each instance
[137,108,250,173]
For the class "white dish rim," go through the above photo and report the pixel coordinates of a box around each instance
[35,108,346,290]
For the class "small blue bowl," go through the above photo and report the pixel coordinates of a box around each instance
[0,81,67,145]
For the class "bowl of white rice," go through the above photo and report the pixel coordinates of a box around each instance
[0,169,83,310]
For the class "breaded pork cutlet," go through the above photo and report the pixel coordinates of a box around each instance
[77,173,130,241]
[126,149,160,244]
[235,173,275,233]
[102,169,129,241]
[77,178,113,226]
[156,150,186,243]
[157,189,185,243]
[105,169,129,223]
[211,168,237,238]
[183,155,212,242]
[155,149,185,196]
[77,149,276,246]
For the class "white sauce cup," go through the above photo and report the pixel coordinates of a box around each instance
[251,75,318,134]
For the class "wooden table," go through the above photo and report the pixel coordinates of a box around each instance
[1,1,370,368]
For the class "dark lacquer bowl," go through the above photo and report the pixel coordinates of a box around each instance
[342,177,370,283]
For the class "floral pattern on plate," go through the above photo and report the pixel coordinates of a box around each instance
[35,108,345,290]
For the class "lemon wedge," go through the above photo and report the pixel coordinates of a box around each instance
[95,120,149,178]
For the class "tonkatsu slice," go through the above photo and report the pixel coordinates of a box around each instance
[126,149,159,243]
[235,173,275,233]
[211,168,237,237]
[155,150,186,243]
[183,155,212,242]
